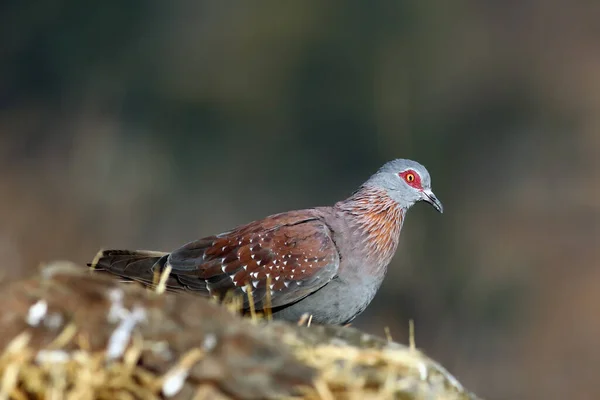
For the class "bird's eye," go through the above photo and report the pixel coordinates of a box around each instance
[399,170,422,188]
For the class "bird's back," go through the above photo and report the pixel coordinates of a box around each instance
[91,209,341,315]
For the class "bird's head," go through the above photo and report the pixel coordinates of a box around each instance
[366,159,443,213]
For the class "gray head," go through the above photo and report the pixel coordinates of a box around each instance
[365,159,443,213]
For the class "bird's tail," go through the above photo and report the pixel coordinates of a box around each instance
[88,249,169,286]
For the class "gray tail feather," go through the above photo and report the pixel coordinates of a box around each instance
[88,249,169,285]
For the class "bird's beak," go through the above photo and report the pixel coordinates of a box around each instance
[420,189,443,213]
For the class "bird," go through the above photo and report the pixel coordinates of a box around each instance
[90,158,443,325]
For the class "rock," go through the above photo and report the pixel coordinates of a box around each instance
[0,261,482,400]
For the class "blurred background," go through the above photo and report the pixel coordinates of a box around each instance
[1,1,599,398]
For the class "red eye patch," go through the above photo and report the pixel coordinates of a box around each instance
[398,170,422,189]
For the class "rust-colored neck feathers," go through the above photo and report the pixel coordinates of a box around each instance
[336,185,404,268]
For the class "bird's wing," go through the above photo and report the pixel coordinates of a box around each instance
[167,210,340,310]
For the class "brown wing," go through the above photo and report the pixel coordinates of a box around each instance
[166,210,340,310]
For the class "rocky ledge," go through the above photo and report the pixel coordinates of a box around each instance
[0,262,481,400]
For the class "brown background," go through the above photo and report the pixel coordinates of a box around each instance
[1,1,599,399]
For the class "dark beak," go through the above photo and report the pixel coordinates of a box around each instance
[421,189,443,213]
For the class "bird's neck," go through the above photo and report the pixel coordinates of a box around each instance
[334,185,405,270]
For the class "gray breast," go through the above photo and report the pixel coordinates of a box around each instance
[271,271,385,325]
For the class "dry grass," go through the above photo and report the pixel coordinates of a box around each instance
[0,331,225,400]
[293,341,471,400]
